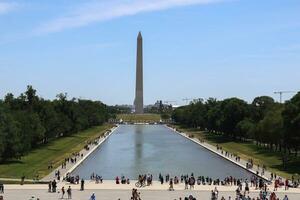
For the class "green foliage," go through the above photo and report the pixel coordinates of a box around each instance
[0,85,111,163]
[0,125,111,179]
[0,108,22,161]
[282,92,300,151]
[172,94,300,156]
[116,114,161,122]
[236,119,255,139]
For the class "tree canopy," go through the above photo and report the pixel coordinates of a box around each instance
[172,93,300,156]
[0,86,111,162]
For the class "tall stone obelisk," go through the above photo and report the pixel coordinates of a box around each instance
[134,31,144,114]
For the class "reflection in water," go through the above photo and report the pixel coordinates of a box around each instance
[72,125,254,180]
[134,125,143,169]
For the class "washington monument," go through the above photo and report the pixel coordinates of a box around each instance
[134,32,144,114]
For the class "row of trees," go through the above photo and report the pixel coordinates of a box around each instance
[0,86,112,162]
[172,93,300,156]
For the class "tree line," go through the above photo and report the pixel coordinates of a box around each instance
[172,93,300,157]
[0,85,112,163]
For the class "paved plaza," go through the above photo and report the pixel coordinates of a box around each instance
[2,189,300,200]
[2,181,300,200]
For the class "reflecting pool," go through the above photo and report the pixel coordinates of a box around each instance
[72,125,254,180]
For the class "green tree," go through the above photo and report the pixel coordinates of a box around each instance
[251,96,275,122]
[0,107,22,162]
[282,92,300,155]
[236,119,255,140]
[218,98,250,138]
[256,107,283,149]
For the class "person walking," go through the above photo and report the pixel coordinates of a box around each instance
[52,180,57,193]
[61,186,65,199]
[90,192,96,200]
[0,182,4,193]
[48,181,52,193]
[67,186,72,199]
[184,177,188,190]
[169,178,174,191]
[285,179,289,190]
[80,179,85,191]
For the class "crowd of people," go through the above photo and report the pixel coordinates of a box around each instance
[131,188,142,200]
[48,135,109,183]
[116,175,130,184]
[136,174,152,186]
[216,145,241,163]
[157,173,266,190]
[48,180,57,193]
[90,173,103,184]
[177,195,197,200]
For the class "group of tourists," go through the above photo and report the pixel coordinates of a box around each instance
[211,187,219,200]
[90,173,103,184]
[64,152,82,166]
[65,173,80,184]
[131,188,141,200]
[216,143,271,181]
[138,174,153,186]
[47,161,54,170]
[160,173,196,190]
[157,173,264,191]
[217,144,241,162]
[48,180,57,193]
[48,136,104,183]
[115,175,130,184]
[55,169,61,181]
[176,195,197,200]
[274,177,299,191]
[159,173,194,186]
[61,177,84,192]
[172,189,287,200]
[235,189,290,200]
[246,159,254,169]
[59,186,72,199]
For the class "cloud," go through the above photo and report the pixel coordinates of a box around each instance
[0,1,18,14]
[35,0,226,34]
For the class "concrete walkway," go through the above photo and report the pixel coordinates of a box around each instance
[2,190,300,200]
[0,178,38,183]
[4,181,300,192]
[2,181,300,200]
[42,125,119,181]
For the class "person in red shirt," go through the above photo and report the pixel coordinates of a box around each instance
[285,179,289,190]
[274,179,278,191]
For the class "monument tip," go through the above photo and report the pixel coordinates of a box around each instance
[138,31,142,38]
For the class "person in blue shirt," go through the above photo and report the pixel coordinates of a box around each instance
[90,192,96,200]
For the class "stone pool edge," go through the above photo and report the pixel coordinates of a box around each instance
[64,125,120,178]
[164,125,270,182]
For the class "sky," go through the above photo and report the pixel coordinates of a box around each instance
[0,0,300,105]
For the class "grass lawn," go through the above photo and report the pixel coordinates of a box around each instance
[117,114,161,122]
[0,124,113,179]
[174,125,300,179]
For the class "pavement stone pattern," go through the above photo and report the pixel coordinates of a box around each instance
[2,189,300,200]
